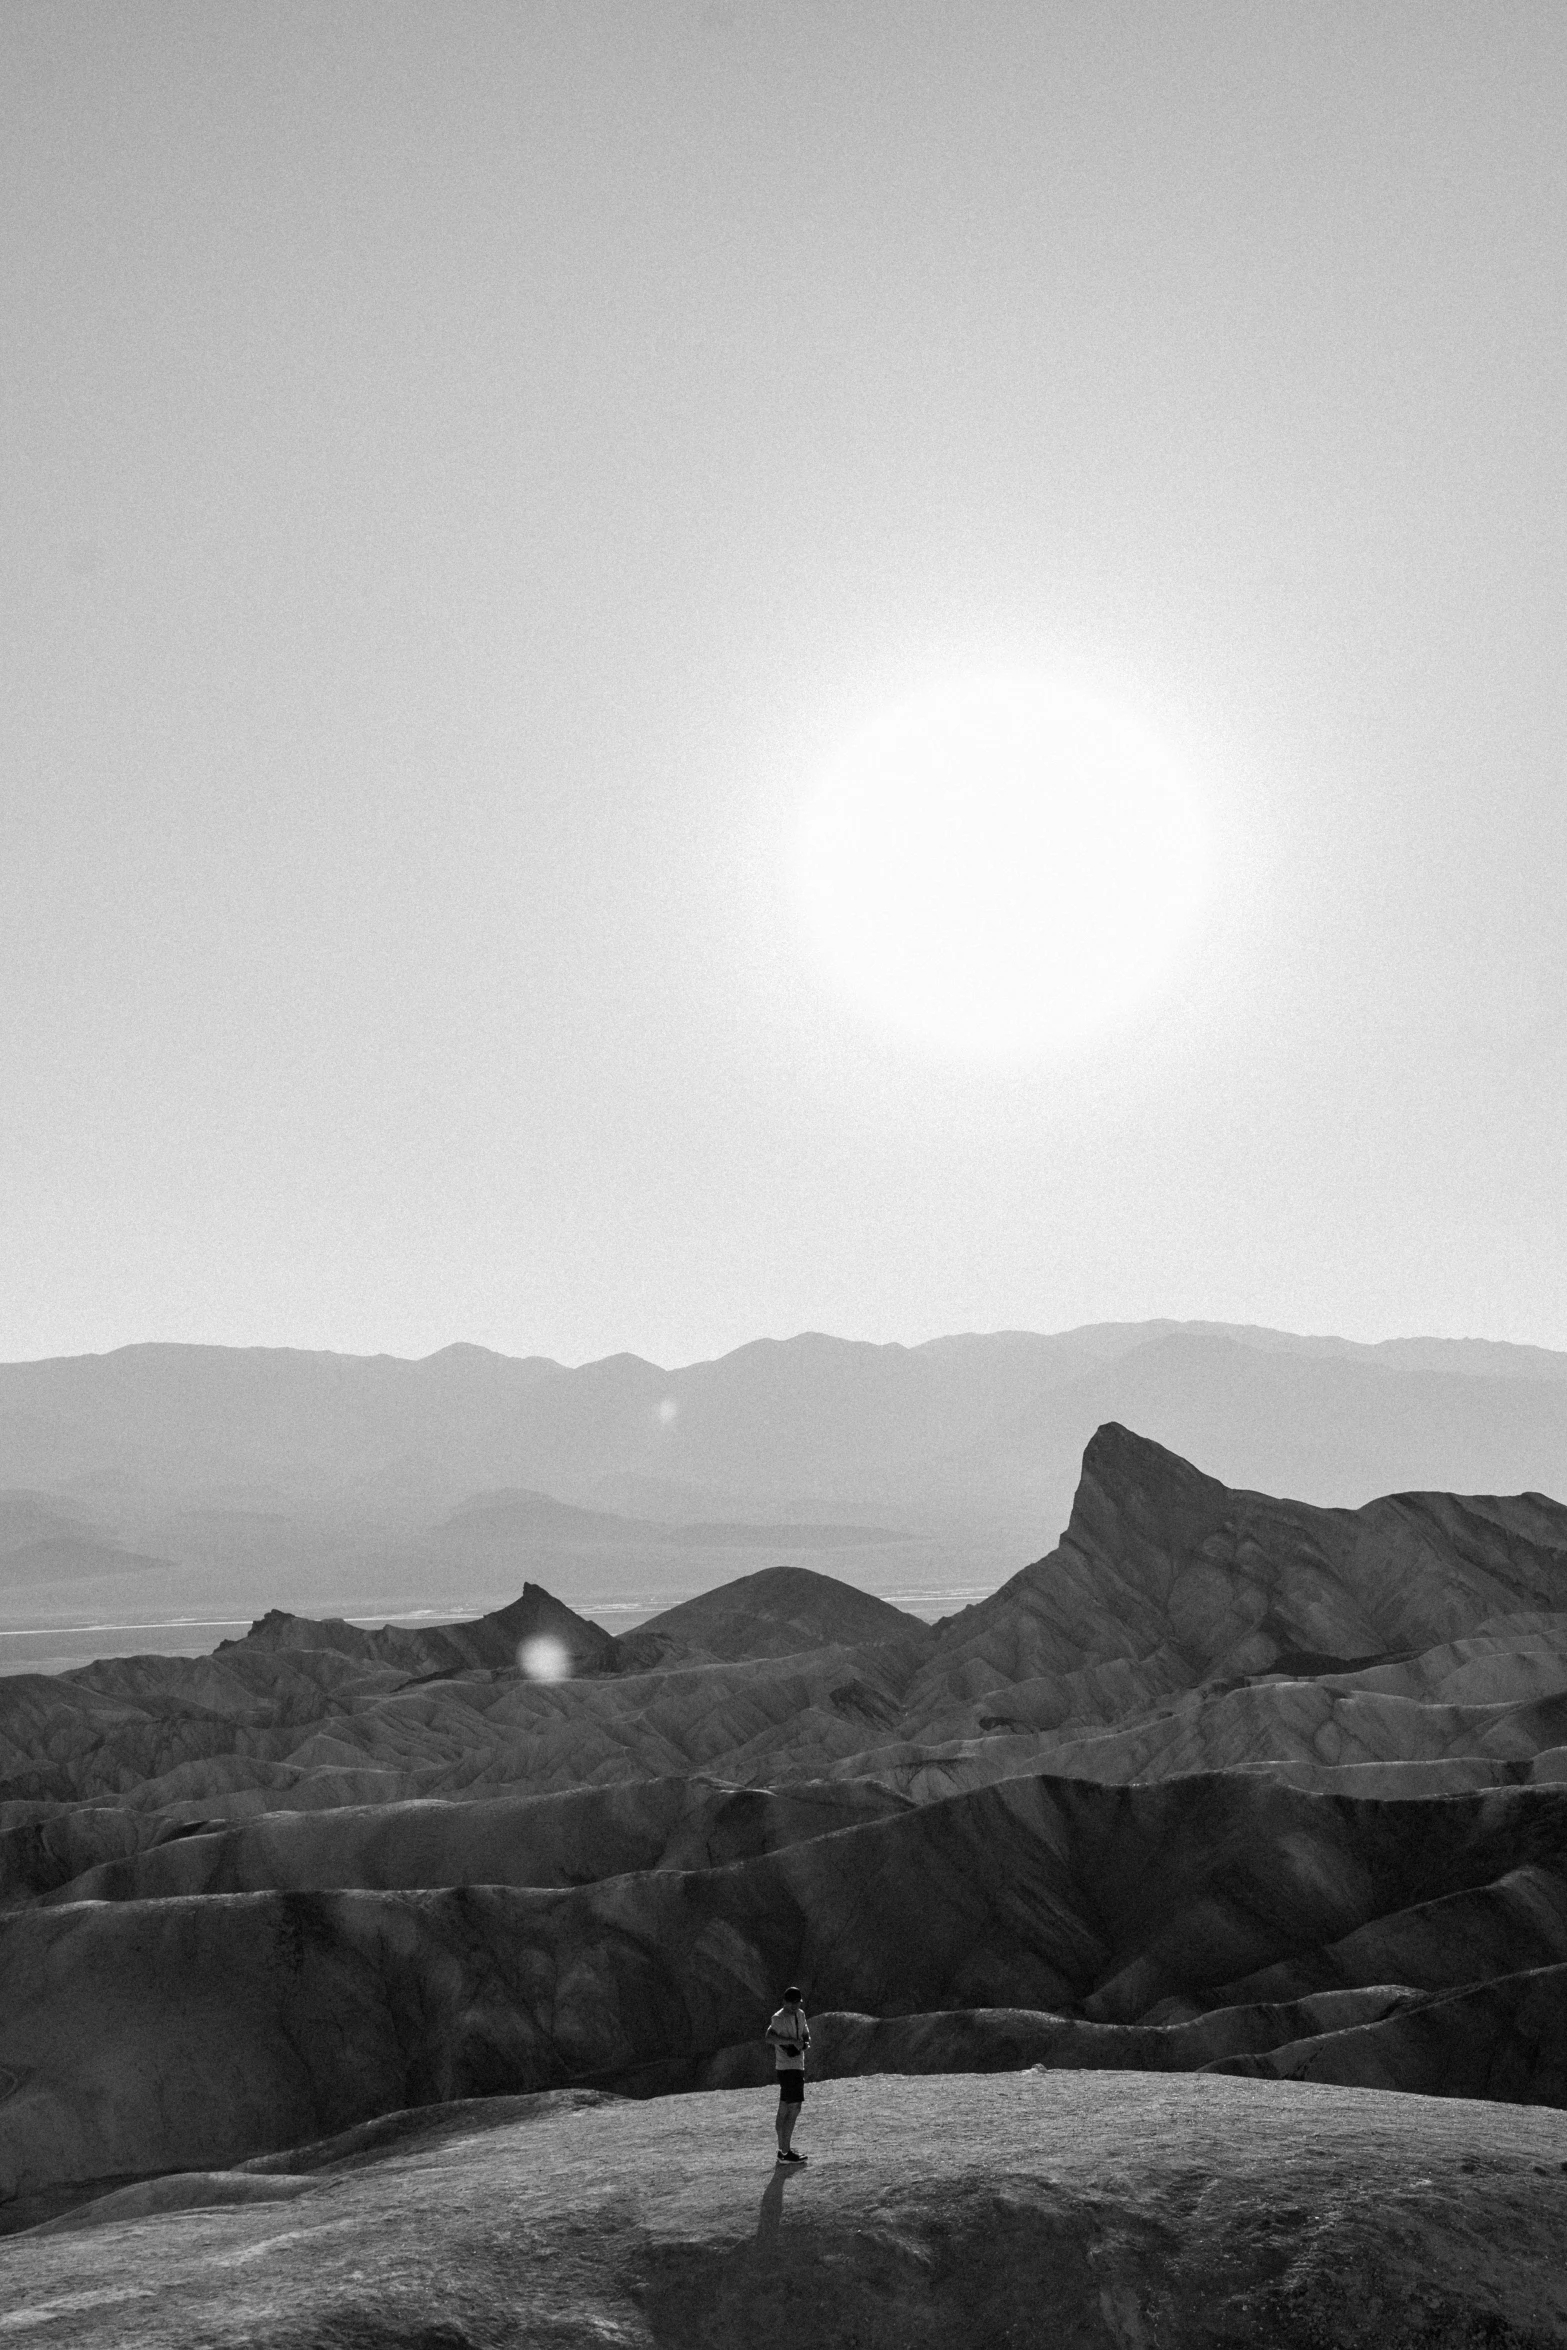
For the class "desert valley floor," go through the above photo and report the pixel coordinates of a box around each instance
[6,1421,1567,2344]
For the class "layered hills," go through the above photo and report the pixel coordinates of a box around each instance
[6,1321,1567,1642]
[3,1423,1567,2228]
[8,1424,1567,1821]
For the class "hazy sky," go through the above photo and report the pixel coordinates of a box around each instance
[4,2,1565,1366]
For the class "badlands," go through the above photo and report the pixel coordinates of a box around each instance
[5,1419,1567,2343]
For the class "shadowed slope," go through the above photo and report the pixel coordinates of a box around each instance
[919,1421,1567,1702]
[0,1635,939,1817]
[624,1562,933,1664]
[34,1775,912,1905]
[8,1768,1567,2193]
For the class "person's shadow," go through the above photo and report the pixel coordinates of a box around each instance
[754,2165,792,2258]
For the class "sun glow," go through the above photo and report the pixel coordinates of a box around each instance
[799,679,1205,1052]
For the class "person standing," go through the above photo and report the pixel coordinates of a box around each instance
[766,1983,810,2164]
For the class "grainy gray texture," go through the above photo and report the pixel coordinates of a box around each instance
[7,2074,1567,2347]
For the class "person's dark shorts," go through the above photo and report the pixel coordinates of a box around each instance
[776,2071,805,2104]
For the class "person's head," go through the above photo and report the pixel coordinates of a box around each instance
[782,1983,802,2007]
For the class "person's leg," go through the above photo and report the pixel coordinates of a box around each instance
[777,2075,805,2156]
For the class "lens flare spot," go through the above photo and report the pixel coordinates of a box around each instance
[657,1396,679,1426]
[518,1634,571,1682]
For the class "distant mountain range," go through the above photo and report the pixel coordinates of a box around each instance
[2,1321,1566,1631]
[435,1488,906,1551]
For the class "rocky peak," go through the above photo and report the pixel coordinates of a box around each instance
[922,1421,1567,1692]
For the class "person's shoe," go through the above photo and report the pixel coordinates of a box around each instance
[779,2150,806,2164]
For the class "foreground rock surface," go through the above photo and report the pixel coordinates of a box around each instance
[6,2073,1567,2348]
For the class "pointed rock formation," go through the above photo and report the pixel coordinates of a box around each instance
[221,1580,618,1677]
[919,1420,1567,1695]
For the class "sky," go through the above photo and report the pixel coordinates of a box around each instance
[3,1,1565,1367]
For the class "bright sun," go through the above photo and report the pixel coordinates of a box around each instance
[798,678,1205,1053]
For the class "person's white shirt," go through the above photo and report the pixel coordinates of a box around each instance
[767,2002,810,2070]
